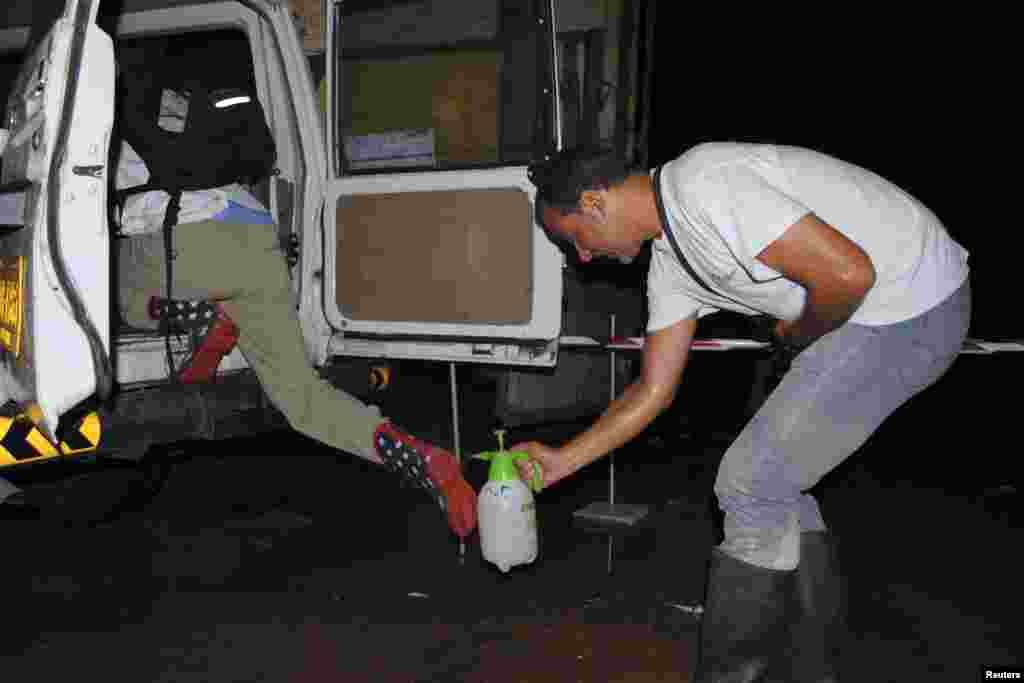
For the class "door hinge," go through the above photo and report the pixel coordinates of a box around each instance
[286,234,300,268]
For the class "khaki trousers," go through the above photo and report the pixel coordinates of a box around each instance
[118,219,383,462]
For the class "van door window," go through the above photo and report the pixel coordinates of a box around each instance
[333,0,556,175]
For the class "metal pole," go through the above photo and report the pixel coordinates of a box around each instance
[449,362,461,462]
[609,314,616,505]
[608,314,616,574]
[449,362,465,560]
[547,0,563,151]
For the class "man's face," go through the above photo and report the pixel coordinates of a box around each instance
[540,203,640,265]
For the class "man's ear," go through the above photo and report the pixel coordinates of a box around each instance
[578,189,607,220]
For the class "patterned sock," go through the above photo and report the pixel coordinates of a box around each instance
[373,422,477,538]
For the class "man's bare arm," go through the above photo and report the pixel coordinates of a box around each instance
[757,213,876,346]
[555,316,698,478]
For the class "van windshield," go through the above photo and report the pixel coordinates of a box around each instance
[333,0,557,174]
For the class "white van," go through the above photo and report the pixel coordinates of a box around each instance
[0,0,650,466]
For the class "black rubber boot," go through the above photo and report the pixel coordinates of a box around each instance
[695,548,795,683]
[788,531,844,682]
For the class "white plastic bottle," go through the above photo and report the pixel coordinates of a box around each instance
[475,441,541,573]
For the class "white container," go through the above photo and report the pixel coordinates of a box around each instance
[475,450,539,573]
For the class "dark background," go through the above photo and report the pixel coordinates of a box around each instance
[649,7,1019,342]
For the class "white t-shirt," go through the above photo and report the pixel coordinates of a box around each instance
[646,143,969,331]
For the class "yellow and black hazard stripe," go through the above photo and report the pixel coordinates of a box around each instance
[0,410,101,467]
[58,412,101,455]
[0,415,58,465]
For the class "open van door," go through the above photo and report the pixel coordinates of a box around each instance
[0,0,114,442]
[321,0,564,368]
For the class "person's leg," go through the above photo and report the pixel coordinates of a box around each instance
[696,546,795,683]
[117,233,167,330]
[788,530,843,683]
[697,282,970,681]
[119,224,382,456]
[117,221,476,537]
[117,231,226,329]
[716,281,970,568]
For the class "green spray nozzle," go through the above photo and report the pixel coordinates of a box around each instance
[473,430,543,493]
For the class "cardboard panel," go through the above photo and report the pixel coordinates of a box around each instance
[335,189,532,324]
[344,50,499,166]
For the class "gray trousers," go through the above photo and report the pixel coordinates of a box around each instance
[715,280,971,570]
[118,219,384,462]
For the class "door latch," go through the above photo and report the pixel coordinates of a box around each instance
[72,165,104,179]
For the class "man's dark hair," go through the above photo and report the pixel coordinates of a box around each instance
[527,147,633,215]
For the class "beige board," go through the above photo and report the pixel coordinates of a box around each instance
[335,189,533,324]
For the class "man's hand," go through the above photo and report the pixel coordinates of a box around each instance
[510,441,574,491]
[772,318,790,342]
[772,318,804,349]
[768,318,805,380]
[509,317,697,492]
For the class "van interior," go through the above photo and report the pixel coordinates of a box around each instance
[111,19,537,331]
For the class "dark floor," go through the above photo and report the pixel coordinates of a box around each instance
[1,357,1021,682]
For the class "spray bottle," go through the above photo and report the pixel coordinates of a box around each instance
[474,431,543,573]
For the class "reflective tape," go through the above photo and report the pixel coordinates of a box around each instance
[0,411,101,467]
[369,365,391,391]
[0,416,59,466]
[59,412,101,454]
